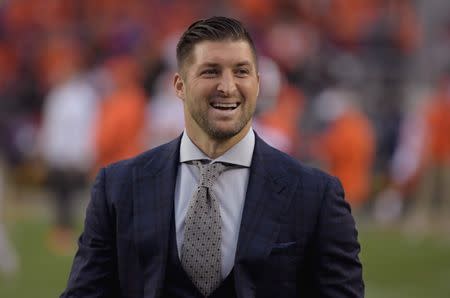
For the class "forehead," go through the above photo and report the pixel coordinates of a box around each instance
[188,40,256,68]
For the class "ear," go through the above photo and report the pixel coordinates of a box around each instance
[173,73,185,100]
[256,72,260,98]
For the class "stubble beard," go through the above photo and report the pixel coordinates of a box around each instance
[190,101,255,140]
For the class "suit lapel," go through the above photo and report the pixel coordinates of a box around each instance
[234,135,299,298]
[133,137,181,297]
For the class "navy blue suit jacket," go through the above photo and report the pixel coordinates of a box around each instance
[61,134,364,298]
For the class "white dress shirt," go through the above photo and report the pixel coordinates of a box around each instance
[174,129,255,278]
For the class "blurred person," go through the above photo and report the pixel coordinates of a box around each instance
[375,69,450,226]
[405,69,450,226]
[0,44,21,269]
[147,69,185,148]
[424,70,450,209]
[373,92,428,224]
[320,0,420,53]
[0,42,19,277]
[31,0,78,33]
[146,35,185,148]
[62,17,363,298]
[39,36,99,255]
[319,1,421,180]
[93,55,147,171]
[321,0,379,49]
[0,157,19,277]
[229,0,279,27]
[263,19,321,96]
[310,88,376,209]
[254,56,305,156]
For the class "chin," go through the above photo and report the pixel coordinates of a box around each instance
[208,129,240,140]
[207,124,249,140]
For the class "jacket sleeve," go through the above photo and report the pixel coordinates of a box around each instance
[60,168,120,298]
[312,176,364,297]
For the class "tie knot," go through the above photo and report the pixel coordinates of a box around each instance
[193,161,229,188]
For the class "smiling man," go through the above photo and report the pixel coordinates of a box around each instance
[61,17,364,298]
[174,38,259,157]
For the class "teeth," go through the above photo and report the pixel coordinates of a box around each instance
[212,103,238,108]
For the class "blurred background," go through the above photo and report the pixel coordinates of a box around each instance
[0,0,449,297]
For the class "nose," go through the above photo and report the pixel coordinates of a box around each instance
[217,70,237,96]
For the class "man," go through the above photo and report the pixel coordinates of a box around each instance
[61,17,364,298]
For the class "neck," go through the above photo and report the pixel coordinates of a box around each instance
[185,125,251,159]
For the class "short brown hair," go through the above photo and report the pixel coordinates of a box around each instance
[176,16,257,71]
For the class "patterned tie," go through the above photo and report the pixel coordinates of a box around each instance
[181,161,229,297]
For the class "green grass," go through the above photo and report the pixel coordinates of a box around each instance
[1,219,450,298]
[0,219,73,298]
[360,227,450,298]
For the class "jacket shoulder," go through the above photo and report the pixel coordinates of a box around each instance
[260,139,336,187]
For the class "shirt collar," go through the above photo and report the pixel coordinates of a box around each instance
[180,128,255,167]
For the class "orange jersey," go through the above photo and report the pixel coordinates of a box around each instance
[258,84,305,156]
[95,87,147,169]
[315,110,375,206]
[426,95,450,163]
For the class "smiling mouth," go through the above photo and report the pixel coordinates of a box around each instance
[210,102,240,110]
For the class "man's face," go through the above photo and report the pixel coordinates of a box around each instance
[174,40,259,141]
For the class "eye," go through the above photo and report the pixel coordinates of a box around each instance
[201,68,218,77]
[235,68,250,77]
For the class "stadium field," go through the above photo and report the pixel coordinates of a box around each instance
[1,218,449,298]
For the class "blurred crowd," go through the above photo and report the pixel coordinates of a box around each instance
[0,0,450,270]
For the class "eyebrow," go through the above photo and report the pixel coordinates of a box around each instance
[199,63,220,68]
[235,61,252,67]
[198,61,253,68]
